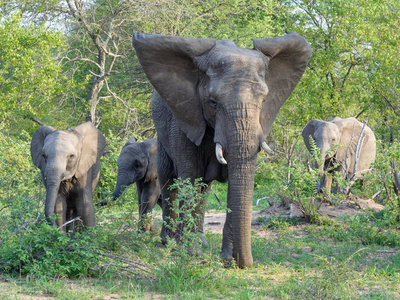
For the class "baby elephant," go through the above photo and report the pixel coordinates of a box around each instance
[112,137,161,231]
[302,117,376,194]
[30,122,106,231]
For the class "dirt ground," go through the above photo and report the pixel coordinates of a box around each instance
[204,196,385,235]
[0,197,386,299]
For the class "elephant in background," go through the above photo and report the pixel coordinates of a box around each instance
[30,122,106,231]
[302,117,376,194]
[132,31,311,267]
[112,137,161,231]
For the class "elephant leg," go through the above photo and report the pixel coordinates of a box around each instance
[80,190,95,227]
[157,143,177,244]
[194,185,209,247]
[76,175,96,229]
[138,180,159,231]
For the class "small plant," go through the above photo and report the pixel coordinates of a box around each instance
[164,178,209,252]
[0,220,99,278]
[290,249,363,299]
[256,216,300,231]
[153,178,220,294]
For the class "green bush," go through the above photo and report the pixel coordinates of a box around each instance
[0,132,44,234]
[0,221,99,278]
[319,211,400,247]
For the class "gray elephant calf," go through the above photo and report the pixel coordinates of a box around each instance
[302,116,376,194]
[30,122,106,231]
[111,137,161,231]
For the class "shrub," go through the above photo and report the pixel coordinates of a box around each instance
[0,221,99,278]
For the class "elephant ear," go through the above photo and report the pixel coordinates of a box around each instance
[73,122,106,178]
[332,117,362,160]
[123,137,137,149]
[132,32,216,146]
[30,125,56,170]
[301,119,322,152]
[144,141,158,183]
[254,33,312,135]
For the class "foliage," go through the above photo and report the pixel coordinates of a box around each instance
[287,250,362,299]
[164,178,209,251]
[0,132,43,233]
[0,12,68,133]
[0,221,98,278]
[0,1,400,298]
[319,211,400,247]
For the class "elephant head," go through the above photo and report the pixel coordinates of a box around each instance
[30,122,106,226]
[302,119,342,167]
[302,117,376,181]
[132,32,311,267]
[112,137,157,199]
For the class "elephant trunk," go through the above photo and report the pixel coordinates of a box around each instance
[112,171,132,199]
[44,180,61,226]
[219,103,260,268]
[224,157,256,268]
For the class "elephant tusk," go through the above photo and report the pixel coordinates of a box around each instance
[261,141,274,155]
[215,143,227,165]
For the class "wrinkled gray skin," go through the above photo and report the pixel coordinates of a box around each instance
[132,31,311,268]
[31,122,106,231]
[302,117,376,193]
[112,137,161,231]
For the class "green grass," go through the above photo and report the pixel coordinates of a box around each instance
[1,214,399,299]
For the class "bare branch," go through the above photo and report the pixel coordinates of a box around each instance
[57,217,83,230]
[350,121,367,182]
[0,217,39,246]
[391,160,400,197]
[29,116,45,126]
[366,189,384,202]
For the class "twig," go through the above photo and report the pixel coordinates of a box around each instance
[0,205,10,214]
[94,250,154,279]
[0,218,37,246]
[391,160,400,197]
[57,217,83,230]
[256,197,270,207]
[366,189,384,202]
[376,250,397,254]
[351,120,367,182]
[29,116,45,126]
[211,188,221,205]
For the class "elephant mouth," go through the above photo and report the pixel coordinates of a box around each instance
[59,177,78,195]
[215,141,273,165]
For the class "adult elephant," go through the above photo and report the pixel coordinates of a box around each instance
[112,137,161,231]
[132,31,311,268]
[302,117,376,194]
[30,122,106,231]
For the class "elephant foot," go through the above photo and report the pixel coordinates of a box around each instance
[220,232,234,262]
[200,235,208,247]
[220,248,233,262]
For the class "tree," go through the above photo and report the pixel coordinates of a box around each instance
[0,12,66,133]
[274,0,400,144]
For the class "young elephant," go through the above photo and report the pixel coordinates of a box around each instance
[112,138,161,231]
[30,122,106,231]
[302,117,376,193]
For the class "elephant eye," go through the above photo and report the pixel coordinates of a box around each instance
[69,154,75,159]
[42,154,47,163]
[209,97,218,109]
